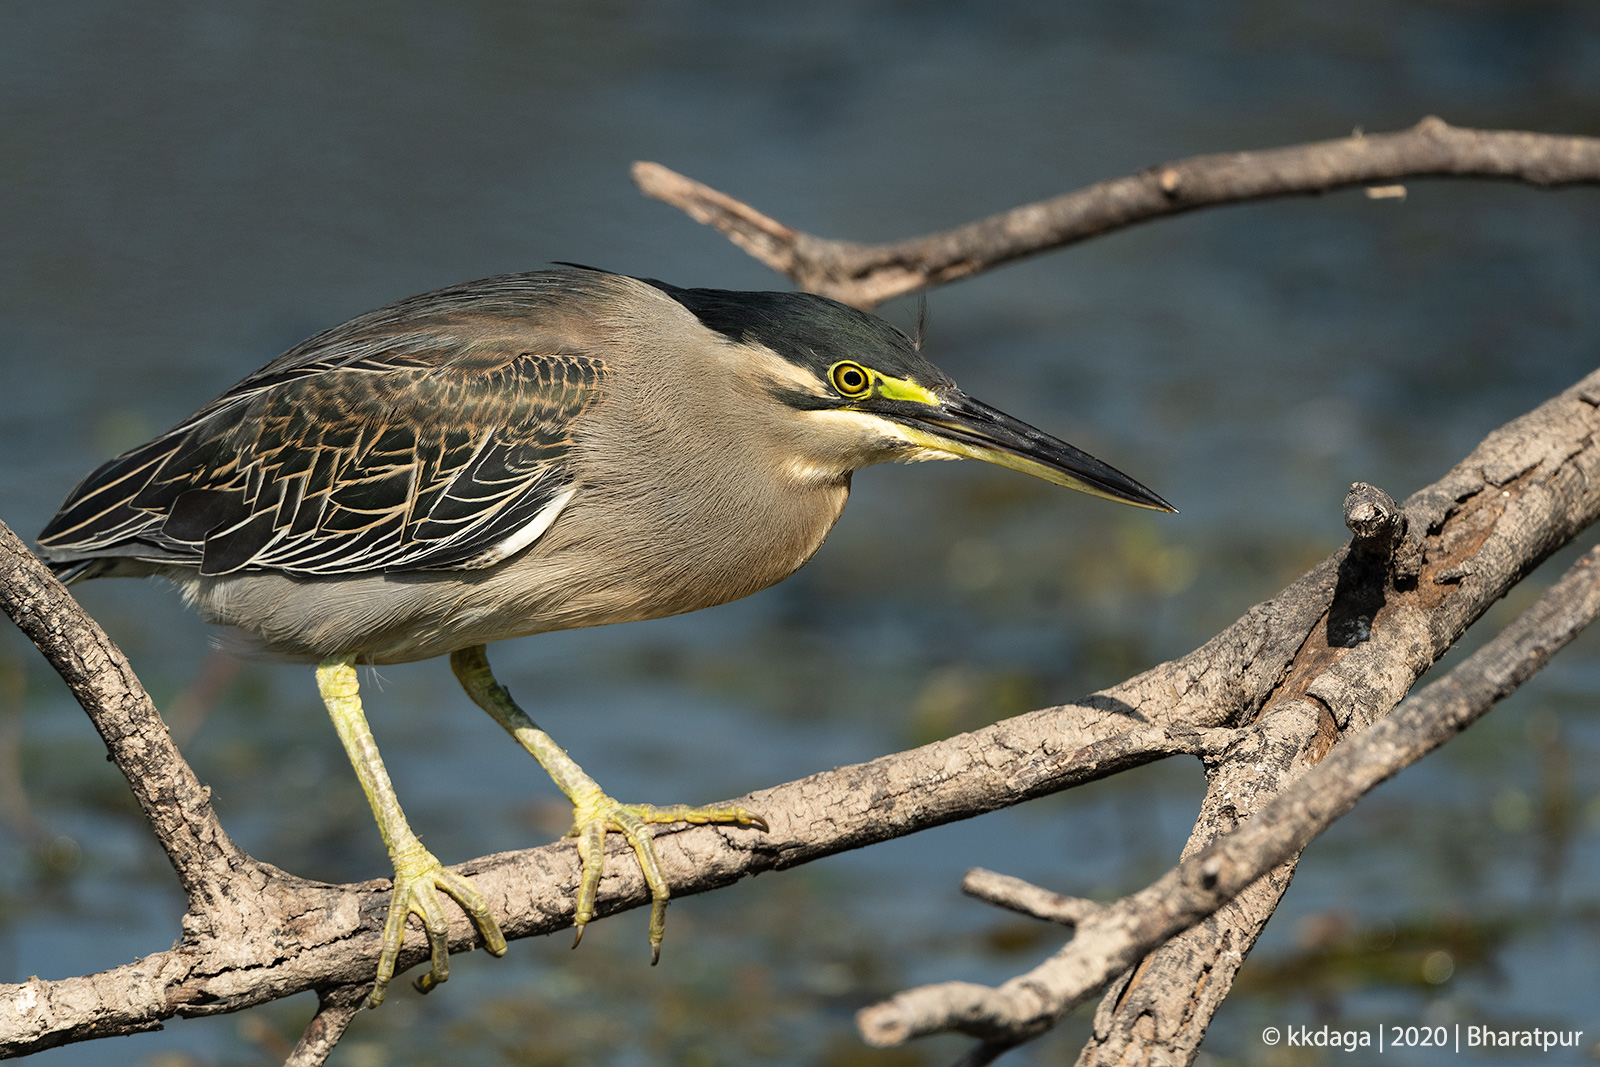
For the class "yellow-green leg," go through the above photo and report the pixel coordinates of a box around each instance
[316,656,507,1007]
[449,644,767,962]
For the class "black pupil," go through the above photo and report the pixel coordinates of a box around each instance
[840,368,865,391]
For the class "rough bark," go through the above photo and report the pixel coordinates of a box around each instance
[857,371,1600,1062]
[4,367,1598,1060]
[858,542,1600,1052]
[4,121,1599,1064]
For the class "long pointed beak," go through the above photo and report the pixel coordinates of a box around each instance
[873,390,1176,512]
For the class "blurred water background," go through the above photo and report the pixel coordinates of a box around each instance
[3,3,1599,1065]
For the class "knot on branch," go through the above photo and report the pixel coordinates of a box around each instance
[1345,483,1405,562]
[1414,114,1451,137]
[1328,483,1421,648]
[1349,480,1425,573]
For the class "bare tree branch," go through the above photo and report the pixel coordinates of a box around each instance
[0,525,1328,1057]
[962,870,1097,927]
[6,124,1600,1061]
[1077,408,1600,1064]
[856,541,1600,1052]
[865,372,1600,1061]
[634,117,1600,308]
[863,376,1600,1062]
[284,986,367,1067]
[0,522,256,914]
[5,363,1599,1060]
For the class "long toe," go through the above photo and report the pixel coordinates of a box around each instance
[632,801,768,832]
[369,843,507,1007]
[566,791,767,961]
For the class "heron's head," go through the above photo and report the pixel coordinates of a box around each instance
[649,281,1174,512]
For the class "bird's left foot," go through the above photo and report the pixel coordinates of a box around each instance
[371,840,509,1007]
[566,788,768,962]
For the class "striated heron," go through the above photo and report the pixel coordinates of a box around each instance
[37,267,1172,1006]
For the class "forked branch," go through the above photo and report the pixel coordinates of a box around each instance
[5,366,1598,1060]
[857,542,1600,1051]
[3,125,1598,1064]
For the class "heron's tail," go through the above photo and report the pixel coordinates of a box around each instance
[46,558,111,585]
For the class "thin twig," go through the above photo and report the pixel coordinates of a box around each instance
[961,870,1095,926]
[284,986,368,1067]
[636,118,1600,308]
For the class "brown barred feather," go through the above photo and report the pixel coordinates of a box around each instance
[39,274,613,576]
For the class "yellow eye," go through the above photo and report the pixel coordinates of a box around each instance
[830,361,872,398]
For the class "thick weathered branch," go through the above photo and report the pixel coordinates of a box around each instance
[865,371,1600,1062]
[0,523,255,913]
[1076,491,1411,1065]
[5,364,1599,1059]
[0,527,1331,1057]
[635,117,1600,308]
[856,541,1600,1050]
[1075,384,1600,1064]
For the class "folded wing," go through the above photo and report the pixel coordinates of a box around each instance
[39,305,608,577]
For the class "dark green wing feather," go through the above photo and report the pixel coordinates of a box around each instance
[39,273,612,576]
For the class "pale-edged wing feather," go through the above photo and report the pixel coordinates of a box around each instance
[39,273,614,576]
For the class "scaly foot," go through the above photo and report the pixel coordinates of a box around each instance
[319,656,510,1007]
[450,644,768,960]
[371,839,509,1007]
[567,786,768,962]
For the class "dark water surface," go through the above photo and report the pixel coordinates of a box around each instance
[3,4,1599,1065]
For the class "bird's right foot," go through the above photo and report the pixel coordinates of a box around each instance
[566,785,768,963]
[448,644,768,962]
